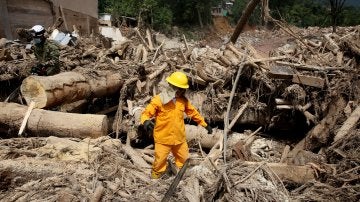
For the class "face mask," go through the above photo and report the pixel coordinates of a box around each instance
[33,38,42,45]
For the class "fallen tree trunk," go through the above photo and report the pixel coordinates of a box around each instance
[287,96,347,158]
[0,102,108,138]
[20,70,123,108]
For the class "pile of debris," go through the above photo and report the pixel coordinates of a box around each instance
[0,23,359,201]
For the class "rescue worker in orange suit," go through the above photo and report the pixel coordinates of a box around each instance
[141,71,212,179]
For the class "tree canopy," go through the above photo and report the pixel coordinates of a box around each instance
[98,0,360,32]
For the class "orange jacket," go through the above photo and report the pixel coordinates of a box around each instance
[141,95,207,145]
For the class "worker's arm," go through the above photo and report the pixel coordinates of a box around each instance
[45,41,60,66]
[140,95,160,124]
[184,99,207,127]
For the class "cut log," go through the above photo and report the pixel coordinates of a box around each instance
[20,70,123,108]
[0,102,108,138]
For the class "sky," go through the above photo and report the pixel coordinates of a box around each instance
[345,0,360,7]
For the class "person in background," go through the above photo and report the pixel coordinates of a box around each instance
[141,71,213,179]
[29,25,60,76]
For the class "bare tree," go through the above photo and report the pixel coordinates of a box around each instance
[329,0,346,33]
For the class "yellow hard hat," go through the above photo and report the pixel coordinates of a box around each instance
[166,71,189,89]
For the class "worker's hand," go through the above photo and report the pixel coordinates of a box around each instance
[31,64,47,76]
[205,125,212,134]
[144,120,155,133]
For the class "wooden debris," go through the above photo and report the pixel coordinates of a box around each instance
[146,29,154,50]
[135,28,151,50]
[233,127,261,161]
[182,34,189,51]
[279,145,290,163]
[287,96,347,158]
[18,101,35,136]
[276,61,345,71]
[151,40,165,64]
[185,73,206,86]
[292,74,325,88]
[333,105,360,143]
[147,63,168,80]
[245,162,317,184]
[0,102,108,138]
[268,65,296,79]
[90,183,105,202]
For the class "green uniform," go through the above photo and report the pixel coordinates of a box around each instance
[32,40,60,76]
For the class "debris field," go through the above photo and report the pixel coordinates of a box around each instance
[0,23,359,201]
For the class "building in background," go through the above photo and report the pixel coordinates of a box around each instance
[0,0,98,39]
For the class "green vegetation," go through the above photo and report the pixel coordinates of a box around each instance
[98,0,222,33]
[268,0,360,28]
[99,0,360,33]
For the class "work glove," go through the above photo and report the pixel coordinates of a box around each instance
[205,125,213,134]
[31,64,47,76]
[143,120,155,133]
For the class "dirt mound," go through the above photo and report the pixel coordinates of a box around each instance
[212,16,233,35]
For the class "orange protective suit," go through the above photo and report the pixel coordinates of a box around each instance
[141,94,207,178]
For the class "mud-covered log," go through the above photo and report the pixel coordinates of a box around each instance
[0,102,108,138]
[20,70,123,108]
[242,162,316,184]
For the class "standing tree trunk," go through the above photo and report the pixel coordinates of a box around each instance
[330,0,346,33]
[197,7,204,28]
[230,0,261,44]
[261,0,270,27]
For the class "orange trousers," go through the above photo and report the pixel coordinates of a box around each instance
[151,142,188,178]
